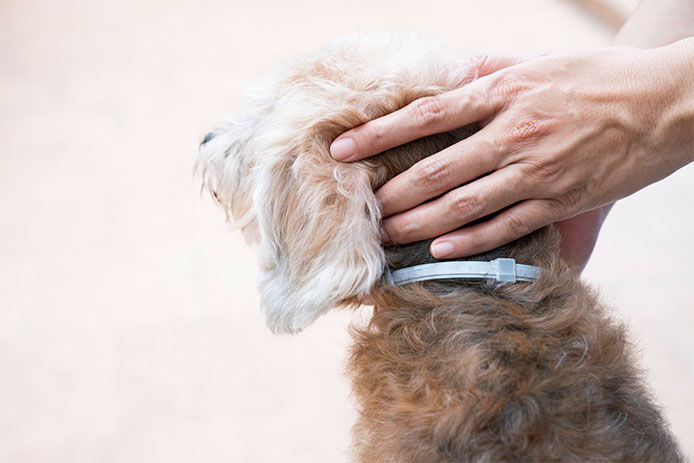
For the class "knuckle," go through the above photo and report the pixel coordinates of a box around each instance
[490,71,525,99]
[365,120,385,142]
[458,54,488,85]
[415,157,452,192]
[471,53,490,74]
[464,228,487,254]
[458,91,476,110]
[501,214,529,241]
[479,136,505,159]
[388,216,419,243]
[543,198,564,215]
[410,95,446,127]
[519,157,561,183]
[551,186,586,211]
[507,118,549,144]
[448,191,480,220]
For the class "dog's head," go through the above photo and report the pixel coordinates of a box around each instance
[197,32,477,333]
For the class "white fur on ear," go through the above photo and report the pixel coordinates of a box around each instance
[253,152,385,334]
[198,31,468,333]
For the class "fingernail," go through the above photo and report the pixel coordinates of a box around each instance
[330,137,355,160]
[379,225,391,243]
[431,241,455,259]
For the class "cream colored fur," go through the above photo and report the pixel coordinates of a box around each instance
[197,32,471,333]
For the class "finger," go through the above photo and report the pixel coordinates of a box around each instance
[376,131,504,217]
[453,54,527,87]
[428,199,556,259]
[467,53,528,80]
[381,166,532,244]
[329,77,504,162]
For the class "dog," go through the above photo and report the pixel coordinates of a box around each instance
[197,31,682,462]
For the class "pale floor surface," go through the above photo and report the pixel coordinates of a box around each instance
[0,0,691,461]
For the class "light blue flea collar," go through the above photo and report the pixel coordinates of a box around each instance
[385,258,541,285]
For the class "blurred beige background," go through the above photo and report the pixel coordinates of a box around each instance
[1,0,692,461]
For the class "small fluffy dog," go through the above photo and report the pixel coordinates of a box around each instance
[197,32,682,462]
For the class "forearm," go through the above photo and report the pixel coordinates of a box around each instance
[665,38,694,165]
[600,1,694,215]
[615,0,694,47]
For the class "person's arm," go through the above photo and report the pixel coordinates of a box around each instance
[615,0,694,47]
[555,0,694,270]
[331,1,694,268]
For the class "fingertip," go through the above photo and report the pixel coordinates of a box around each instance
[430,240,455,259]
[375,188,394,218]
[330,137,355,161]
[431,228,491,259]
[378,225,391,243]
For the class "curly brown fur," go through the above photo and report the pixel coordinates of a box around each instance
[349,132,682,462]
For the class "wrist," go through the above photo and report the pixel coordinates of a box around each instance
[670,38,694,164]
[649,38,694,167]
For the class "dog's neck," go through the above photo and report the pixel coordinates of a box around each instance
[363,127,559,273]
[386,258,542,285]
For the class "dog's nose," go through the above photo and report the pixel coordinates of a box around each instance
[201,132,216,145]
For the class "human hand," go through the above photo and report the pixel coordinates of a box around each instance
[554,205,612,272]
[331,40,694,262]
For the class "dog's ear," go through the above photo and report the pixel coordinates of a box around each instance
[251,111,385,334]
[261,139,385,334]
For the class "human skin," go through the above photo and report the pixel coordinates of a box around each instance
[331,0,694,271]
